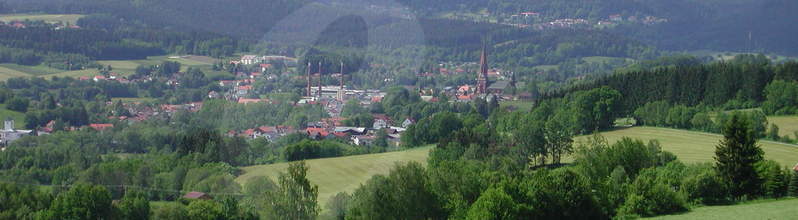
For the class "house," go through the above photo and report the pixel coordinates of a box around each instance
[0,119,32,146]
[334,127,367,135]
[183,191,212,200]
[260,63,272,72]
[305,127,329,139]
[93,75,107,82]
[372,114,392,130]
[240,55,260,65]
[351,135,376,146]
[401,118,415,128]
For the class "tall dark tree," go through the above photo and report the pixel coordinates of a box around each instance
[714,114,764,198]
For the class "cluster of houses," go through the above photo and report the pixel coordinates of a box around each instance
[0,20,81,29]
[227,114,415,147]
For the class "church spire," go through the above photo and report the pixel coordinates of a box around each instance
[477,44,489,94]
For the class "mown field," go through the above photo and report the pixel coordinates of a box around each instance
[582,126,798,167]
[235,146,433,206]
[0,55,224,81]
[646,198,798,220]
[0,14,84,24]
[768,115,798,139]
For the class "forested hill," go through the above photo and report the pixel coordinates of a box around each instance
[396,0,798,56]
[548,54,798,114]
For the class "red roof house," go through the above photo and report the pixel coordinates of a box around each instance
[89,124,114,131]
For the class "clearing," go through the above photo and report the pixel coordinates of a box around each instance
[0,14,84,24]
[235,146,432,206]
[646,198,798,220]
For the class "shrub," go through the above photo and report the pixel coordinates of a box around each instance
[755,160,789,198]
[681,169,729,205]
[618,168,688,217]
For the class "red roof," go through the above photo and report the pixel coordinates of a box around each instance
[238,85,252,90]
[794,163,798,172]
[260,63,272,68]
[371,96,383,103]
[306,127,329,137]
[258,126,277,133]
[89,124,114,131]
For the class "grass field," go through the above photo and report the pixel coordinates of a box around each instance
[0,66,33,81]
[0,14,84,24]
[0,55,221,81]
[235,146,433,207]
[768,116,798,139]
[234,127,798,209]
[579,126,798,166]
[647,198,798,220]
[500,100,535,112]
[0,104,26,129]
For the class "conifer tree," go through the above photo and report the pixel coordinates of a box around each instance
[714,114,764,198]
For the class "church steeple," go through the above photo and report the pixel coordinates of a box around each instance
[477,45,489,94]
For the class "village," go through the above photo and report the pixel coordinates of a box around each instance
[0,45,526,149]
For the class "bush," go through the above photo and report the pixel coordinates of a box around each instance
[789,171,798,197]
[755,160,789,198]
[466,187,518,220]
[681,169,729,205]
[5,97,29,112]
[618,168,688,217]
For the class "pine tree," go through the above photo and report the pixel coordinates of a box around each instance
[789,170,798,197]
[714,114,764,198]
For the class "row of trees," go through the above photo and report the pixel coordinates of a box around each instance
[558,55,798,114]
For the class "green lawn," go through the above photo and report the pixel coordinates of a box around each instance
[0,64,63,76]
[647,198,798,220]
[768,115,798,139]
[0,14,84,24]
[0,55,220,81]
[0,66,33,81]
[579,126,798,166]
[0,104,27,129]
[235,146,433,207]
[500,100,535,112]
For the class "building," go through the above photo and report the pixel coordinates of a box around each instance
[476,46,489,95]
[0,119,33,146]
[240,55,259,65]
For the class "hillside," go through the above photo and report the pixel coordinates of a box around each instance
[235,126,798,208]
[235,146,433,206]
[581,126,798,166]
[646,198,798,220]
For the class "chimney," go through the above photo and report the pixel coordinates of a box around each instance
[306,62,312,97]
[317,62,322,98]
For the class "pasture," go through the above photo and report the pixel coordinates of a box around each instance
[646,198,798,220]
[235,146,433,207]
[580,126,798,167]
[768,115,798,139]
[0,55,222,81]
